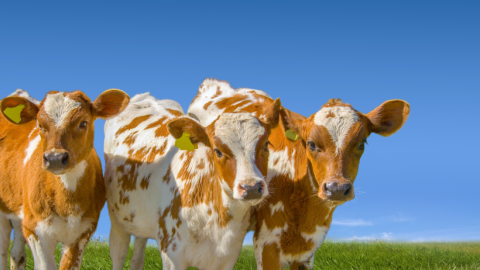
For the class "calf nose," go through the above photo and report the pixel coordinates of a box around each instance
[238,181,264,200]
[43,151,69,172]
[324,181,351,201]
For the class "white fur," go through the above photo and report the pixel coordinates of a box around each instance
[270,202,284,216]
[9,89,40,105]
[187,79,272,127]
[43,92,81,128]
[314,106,358,152]
[59,160,87,191]
[27,234,57,270]
[23,134,40,165]
[267,148,296,183]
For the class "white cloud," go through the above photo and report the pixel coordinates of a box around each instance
[346,232,393,241]
[332,219,373,227]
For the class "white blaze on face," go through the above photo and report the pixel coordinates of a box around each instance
[314,106,358,152]
[214,113,267,199]
[44,92,81,128]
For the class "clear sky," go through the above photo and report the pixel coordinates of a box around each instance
[1,1,479,244]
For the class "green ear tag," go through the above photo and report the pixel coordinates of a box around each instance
[175,132,198,151]
[285,129,301,141]
[3,104,25,124]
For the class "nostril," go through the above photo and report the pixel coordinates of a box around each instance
[43,154,48,163]
[61,153,69,165]
[344,184,351,197]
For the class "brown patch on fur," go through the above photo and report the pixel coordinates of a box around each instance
[203,101,213,110]
[123,131,138,146]
[116,115,151,136]
[167,109,183,117]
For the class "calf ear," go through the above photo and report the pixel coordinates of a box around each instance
[280,107,307,140]
[366,99,410,137]
[262,98,282,125]
[0,96,39,124]
[167,117,210,147]
[93,89,130,119]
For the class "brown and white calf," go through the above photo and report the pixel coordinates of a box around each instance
[103,93,280,269]
[186,79,410,269]
[0,89,129,270]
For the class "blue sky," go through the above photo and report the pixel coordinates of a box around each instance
[1,1,479,244]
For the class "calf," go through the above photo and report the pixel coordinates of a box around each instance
[0,89,129,270]
[186,79,410,269]
[103,93,280,269]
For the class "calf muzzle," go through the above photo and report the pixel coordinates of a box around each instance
[238,181,264,200]
[43,150,70,173]
[323,181,352,201]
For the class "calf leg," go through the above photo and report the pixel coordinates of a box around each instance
[10,219,26,270]
[59,228,95,270]
[109,211,131,270]
[130,236,148,270]
[255,242,283,270]
[0,215,12,270]
[24,231,57,270]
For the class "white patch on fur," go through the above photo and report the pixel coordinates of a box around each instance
[267,148,295,182]
[9,89,41,105]
[26,234,57,270]
[254,222,289,269]
[283,225,329,263]
[35,215,94,246]
[270,202,284,216]
[44,92,81,127]
[187,79,272,127]
[59,160,87,191]
[214,113,267,200]
[314,106,358,151]
[23,134,40,165]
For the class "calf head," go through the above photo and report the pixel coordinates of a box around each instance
[168,99,281,205]
[1,89,129,174]
[282,99,410,205]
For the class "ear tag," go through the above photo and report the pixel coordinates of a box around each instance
[285,129,301,141]
[3,104,25,124]
[175,132,198,151]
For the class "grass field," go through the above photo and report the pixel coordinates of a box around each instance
[9,240,480,269]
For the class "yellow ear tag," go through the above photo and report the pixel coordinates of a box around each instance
[175,132,198,151]
[3,104,25,124]
[285,129,301,141]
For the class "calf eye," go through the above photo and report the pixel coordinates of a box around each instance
[214,148,223,158]
[38,124,46,133]
[308,141,316,151]
[79,121,88,129]
[358,139,367,150]
[263,141,270,153]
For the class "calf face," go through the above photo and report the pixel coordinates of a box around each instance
[1,89,129,175]
[169,100,280,205]
[283,99,410,204]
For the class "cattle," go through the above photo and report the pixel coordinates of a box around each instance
[0,89,129,270]
[103,92,281,269]
[185,79,410,269]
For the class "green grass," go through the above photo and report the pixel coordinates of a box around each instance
[9,241,480,269]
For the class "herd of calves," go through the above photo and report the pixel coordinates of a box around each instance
[0,78,410,270]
